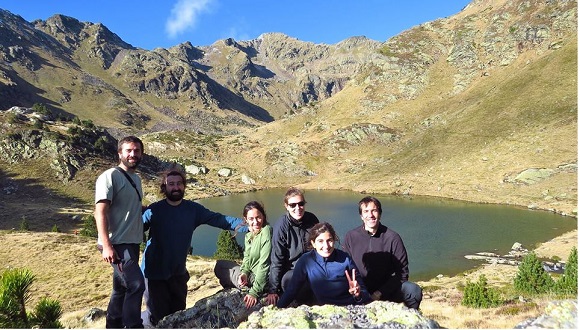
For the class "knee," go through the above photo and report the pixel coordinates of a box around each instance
[403,281,422,295]
[401,282,422,309]
[128,277,146,294]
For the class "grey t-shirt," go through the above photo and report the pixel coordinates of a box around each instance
[95,167,143,245]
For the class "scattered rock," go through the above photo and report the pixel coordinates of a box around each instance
[218,168,233,177]
[83,307,106,323]
[241,174,255,185]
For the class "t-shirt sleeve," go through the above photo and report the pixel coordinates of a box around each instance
[95,170,114,204]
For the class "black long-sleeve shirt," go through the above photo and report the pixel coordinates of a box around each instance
[343,223,410,296]
[268,211,319,294]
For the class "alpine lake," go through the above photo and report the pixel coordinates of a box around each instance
[191,189,577,281]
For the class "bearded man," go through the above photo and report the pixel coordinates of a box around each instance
[141,165,246,326]
[95,135,146,328]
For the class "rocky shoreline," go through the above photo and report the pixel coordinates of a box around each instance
[464,242,567,272]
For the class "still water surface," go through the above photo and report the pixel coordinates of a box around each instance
[192,189,577,281]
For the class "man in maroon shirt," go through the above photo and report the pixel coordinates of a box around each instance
[343,196,422,309]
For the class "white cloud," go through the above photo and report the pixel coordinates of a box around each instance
[165,0,213,38]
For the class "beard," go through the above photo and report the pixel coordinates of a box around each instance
[166,189,184,202]
[121,156,141,169]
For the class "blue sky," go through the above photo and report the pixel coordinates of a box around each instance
[1,1,472,50]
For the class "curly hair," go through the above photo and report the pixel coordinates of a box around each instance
[159,163,186,194]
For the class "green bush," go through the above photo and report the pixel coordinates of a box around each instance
[19,217,30,231]
[81,119,95,129]
[0,268,34,327]
[555,247,577,295]
[513,253,554,294]
[67,126,82,136]
[31,103,50,115]
[31,297,63,329]
[461,274,502,308]
[7,112,19,124]
[213,230,243,260]
[0,268,62,329]
[51,224,60,233]
[94,136,109,153]
[33,119,44,129]
[79,214,98,238]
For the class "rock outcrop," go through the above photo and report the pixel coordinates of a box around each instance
[157,288,440,329]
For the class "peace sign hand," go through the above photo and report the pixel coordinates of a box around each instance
[345,269,360,297]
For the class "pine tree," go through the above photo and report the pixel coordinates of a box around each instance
[461,275,502,308]
[213,230,243,260]
[555,247,577,295]
[513,253,554,294]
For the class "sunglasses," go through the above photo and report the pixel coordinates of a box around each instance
[287,201,306,208]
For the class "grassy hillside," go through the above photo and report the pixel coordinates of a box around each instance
[198,37,577,216]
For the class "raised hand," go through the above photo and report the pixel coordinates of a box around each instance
[345,269,360,297]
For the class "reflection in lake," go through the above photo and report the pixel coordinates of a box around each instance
[192,189,577,281]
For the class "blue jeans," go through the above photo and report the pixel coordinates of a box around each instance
[106,244,145,328]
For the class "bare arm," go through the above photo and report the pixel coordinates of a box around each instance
[94,200,117,263]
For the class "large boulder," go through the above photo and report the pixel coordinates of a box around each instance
[156,289,261,328]
[240,301,440,329]
[157,288,440,329]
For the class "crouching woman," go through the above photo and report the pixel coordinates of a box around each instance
[215,201,272,308]
[277,222,371,307]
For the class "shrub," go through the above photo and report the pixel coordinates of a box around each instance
[0,268,62,328]
[31,297,63,329]
[94,136,110,154]
[81,119,95,128]
[513,253,554,294]
[19,217,30,231]
[6,112,19,124]
[0,268,35,328]
[461,274,502,308]
[67,126,82,136]
[33,119,44,129]
[213,230,243,260]
[555,247,577,295]
[51,224,60,233]
[31,103,50,115]
[79,214,98,238]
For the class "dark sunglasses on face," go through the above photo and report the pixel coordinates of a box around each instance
[287,201,306,208]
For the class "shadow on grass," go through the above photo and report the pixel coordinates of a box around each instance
[0,167,90,233]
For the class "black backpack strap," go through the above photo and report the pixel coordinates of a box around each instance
[115,166,142,201]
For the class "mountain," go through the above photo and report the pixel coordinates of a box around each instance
[0,0,577,232]
[0,9,384,134]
